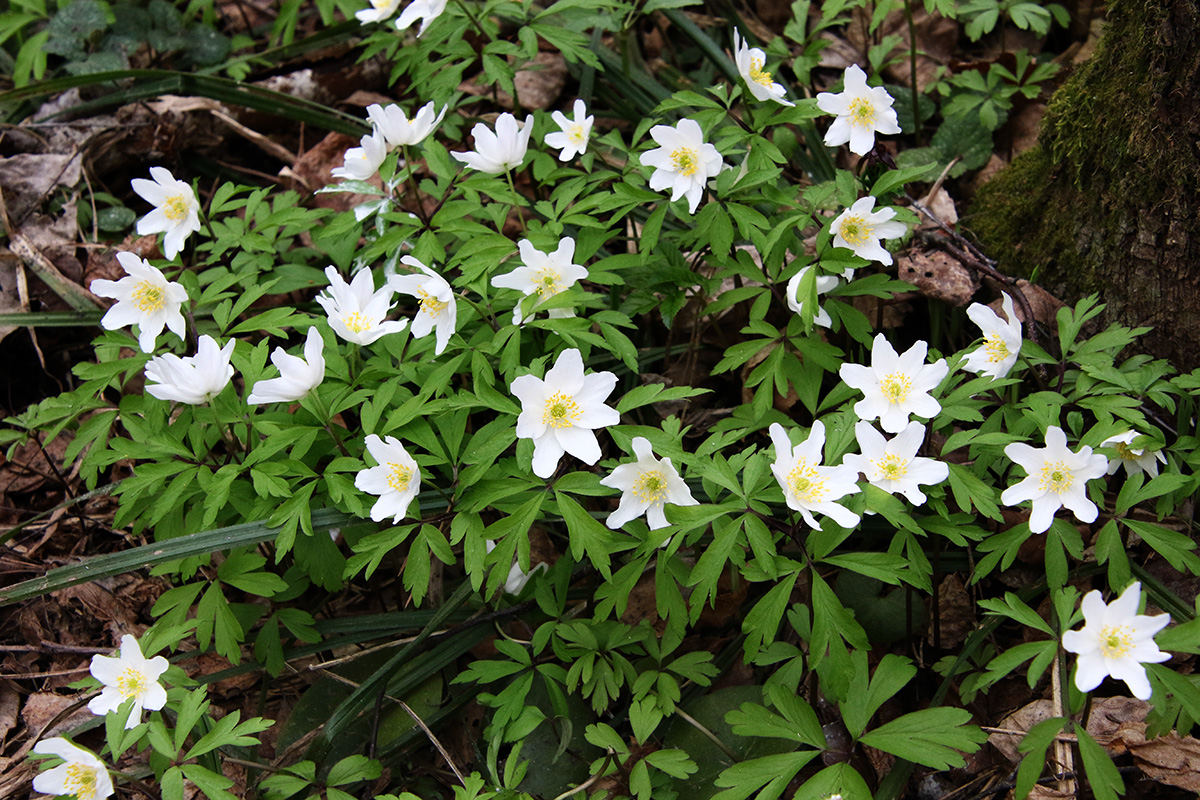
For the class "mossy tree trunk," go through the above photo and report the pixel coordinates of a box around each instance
[968,0,1200,367]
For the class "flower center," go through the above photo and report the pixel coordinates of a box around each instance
[787,460,827,503]
[671,147,699,177]
[984,334,1010,363]
[372,0,395,8]
[633,470,668,503]
[838,215,874,246]
[1038,461,1074,494]
[164,193,190,222]
[1098,624,1134,658]
[543,392,582,428]
[749,58,773,87]
[534,268,565,298]
[132,280,165,312]
[880,372,913,404]
[343,311,371,333]
[64,762,99,797]
[386,462,412,493]
[848,97,877,127]
[1114,442,1143,461]
[568,124,587,145]
[874,453,909,481]
[117,666,148,698]
[418,287,448,317]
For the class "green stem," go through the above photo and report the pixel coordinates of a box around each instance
[306,390,351,457]
[400,144,429,226]
[504,168,527,235]
[904,0,922,146]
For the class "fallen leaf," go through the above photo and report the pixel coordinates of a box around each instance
[897,249,978,306]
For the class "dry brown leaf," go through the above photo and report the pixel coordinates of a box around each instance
[989,699,1054,762]
[1123,730,1200,792]
[0,153,82,224]
[0,685,19,748]
[897,249,978,306]
[20,692,92,737]
[930,573,974,648]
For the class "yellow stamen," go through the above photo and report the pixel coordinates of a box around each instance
[671,147,699,177]
[64,763,99,797]
[1098,624,1133,658]
[543,392,582,428]
[568,124,587,145]
[633,470,668,503]
[418,288,448,317]
[983,334,1010,363]
[848,97,877,127]
[117,666,148,698]
[788,460,828,503]
[132,281,165,313]
[386,462,412,493]
[874,453,908,481]
[1113,442,1143,462]
[343,311,370,333]
[838,215,874,246]
[163,194,190,222]
[1038,461,1074,494]
[749,58,773,87]
[880,373,913,404]
[534,268,565,298]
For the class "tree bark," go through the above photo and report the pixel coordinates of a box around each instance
[967,0,1200,367]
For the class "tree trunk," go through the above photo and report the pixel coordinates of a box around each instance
[967,0,1200,367]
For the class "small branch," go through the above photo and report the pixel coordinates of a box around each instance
[552,748,615,800]
[398,699,467,786]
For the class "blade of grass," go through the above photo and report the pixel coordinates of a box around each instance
[0,311,106,327]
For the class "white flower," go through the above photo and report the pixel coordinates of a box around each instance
[843,421,948,506]
[640,118,723,214]
[131,167,201,260]
[511,348,619,479]
[1001,426,1109,534]
[816,64,901,155]
[830,196,908,266]
[355,434,421,523]
[1062,582,1171,700]
[544,99,594,161]
[87,634,169,728]
[785,265,839,328]
[389,256,457,355]
[768,421,861,530]
[485,540,548,595]
[839,334,948,434]
[491,238,588,324]
[962,293,1022,380]
[366,101,447,148]
[332,130,388,182]
[600,437,698,530]
[32,739,114,800]
[396,0,448,36]
[247,328,326,405]
[1101,430,1167,479]
[451,113,533,174]
[90,251,188,353]
[316,266,407,346]
[356,0,401,23]
[733,29,794,106]
[145,335,235,405]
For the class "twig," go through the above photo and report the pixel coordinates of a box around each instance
[551,748,615,800]
[398,699,467,786]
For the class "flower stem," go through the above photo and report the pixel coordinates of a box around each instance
[306,390,351,458]
[453,0,490,39]
[401,144,430,226]
[504,168,527,235]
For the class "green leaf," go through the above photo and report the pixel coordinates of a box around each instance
[1074,725,1124,800]
[859,707,984,769]
[1014,717,1068,800]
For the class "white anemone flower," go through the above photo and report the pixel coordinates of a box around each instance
[316,266,407,346]
[332,129,388,182]
[785,265,840,328]
[544,98,594,161]
[451,113,534,174]
[733,29,794,106]
[639,118,723,214]
[396,0,448,36]
[511,348,619,479]
[830,196,908,266]
[1001,426,1109,534]
[1101,430,1167,479]
[839,334,948,434]
[768,421,861,531]
[366,101,447,148]
[355,435,421,523]
[87,634,169,728]
[816,64,901,155]
[145,335,235,405]
[1062,582,1171,701]
[90,251,188,353]
[491,237,588,324]
[389,256,457,355]
[247,328,326,405]
[600,437,697,530]
[843,421,947,506]
[356,0,401,23]
[962,293,1023,380]
[32,739,114,800]
[131,166,201,260]
[485,540,548,595]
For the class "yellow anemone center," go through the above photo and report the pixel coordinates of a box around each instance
[386,462,413,493]
[671,147,699,177]
[1098,624,1133,658]
[163,193,190,222]
[838,215,874,246]
[848,97,877,127]
[1038,461,1073,494]
[64,763,99,797]
[787,460,828,503]
[880,372,913,404]
[1114,442,1143,461]
[633,470,668,503]
[749,58,773,87]
[132,280,165,313]
[343,311,371,333]
[534,268,565,298]
[117,666,148,698]
[543,392,582,428]
[418,288,448,317]
[874,453,908,481]
[568,124,587,145]
[984,334,1010,363]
